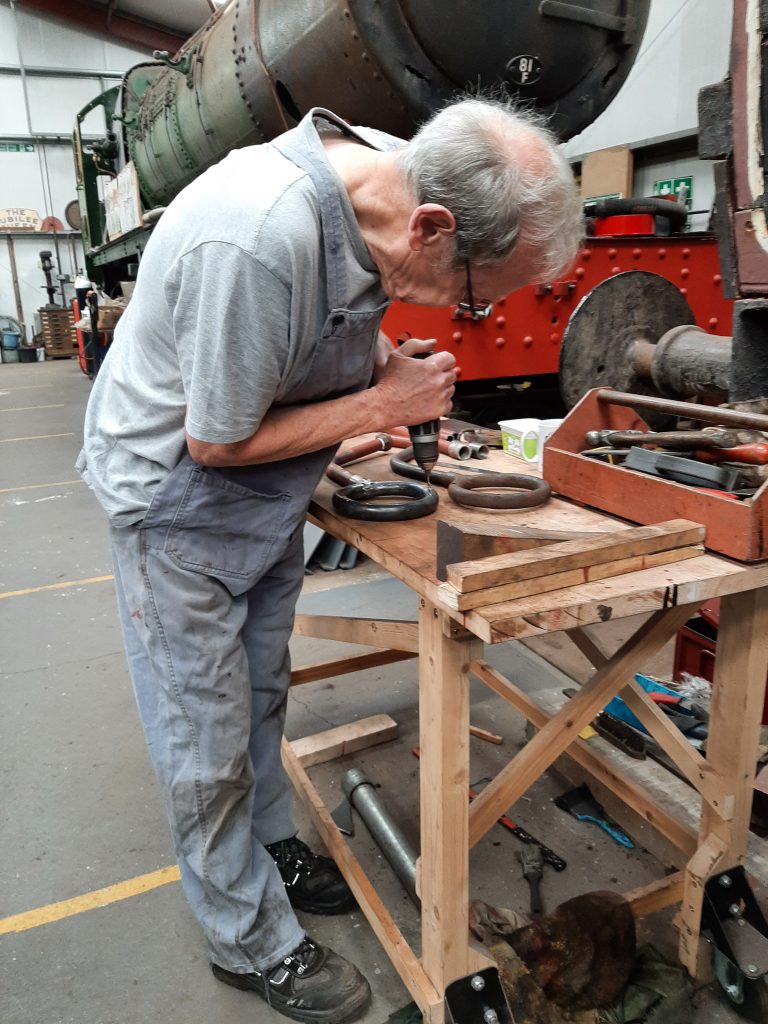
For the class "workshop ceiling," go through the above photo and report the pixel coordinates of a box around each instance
[19,0,215,53]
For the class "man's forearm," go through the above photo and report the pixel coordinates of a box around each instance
[187,386,386,467]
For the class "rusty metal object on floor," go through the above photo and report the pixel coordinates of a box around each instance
[509,892,636,1011]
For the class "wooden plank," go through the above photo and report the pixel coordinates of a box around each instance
[620,681,731,818]
[678,832,729,976]
[281,738,444,1020]
[293,614,419,653]
[419,600,483,992]
[289,715,398,768]
[624,872,685,918]
[439,546,702,611]
[435,520,606,580]
[469,724,503,745]
[566,627,731,818]
[469,659,698,857]
[446,520,705,594]
[466,603,700,848]
[466,556,768,644]
[290,649,415,686]
[699,587,768,859]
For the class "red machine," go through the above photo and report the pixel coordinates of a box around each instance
[382,227,732,411]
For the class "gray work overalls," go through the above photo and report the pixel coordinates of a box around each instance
[111,110,388,973]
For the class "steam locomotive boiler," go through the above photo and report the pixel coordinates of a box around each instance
[74,0,651,288]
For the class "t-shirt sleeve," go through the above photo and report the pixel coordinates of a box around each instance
[164,240,291,444]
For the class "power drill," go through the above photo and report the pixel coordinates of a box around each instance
[408,351,440,489]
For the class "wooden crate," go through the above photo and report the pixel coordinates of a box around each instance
[40,307,78,359]
[542,388,768,562]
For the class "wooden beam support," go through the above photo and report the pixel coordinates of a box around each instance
[290,650,415,687]
[621,681,731,817]
[469,659,697,857]
[625,872,685,919]
[281,739,444,1021]
[293,614,419,653]
[419,599,483,993]
[289,715,398,768]
[467,603,700,848]
[678,832,729,976]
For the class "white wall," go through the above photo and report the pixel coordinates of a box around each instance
[563,0,733,232]
[0,3,151,340]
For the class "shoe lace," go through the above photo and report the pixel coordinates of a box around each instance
[267,937,319,982]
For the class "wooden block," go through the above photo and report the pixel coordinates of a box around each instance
[440,545,703,611]
[435,520,605,581]
[290,649,415,686]
[289,714,398,768]
[446,519,705,595]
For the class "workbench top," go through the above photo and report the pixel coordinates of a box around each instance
[310,438,768,643]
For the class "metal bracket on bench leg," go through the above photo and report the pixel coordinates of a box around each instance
[702,867,768,1020]
[444,968,516,1024]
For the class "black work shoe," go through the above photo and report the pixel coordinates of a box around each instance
[266,836,356,915]
[211,937,371,1023]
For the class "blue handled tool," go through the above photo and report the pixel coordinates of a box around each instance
[555,784,635,849]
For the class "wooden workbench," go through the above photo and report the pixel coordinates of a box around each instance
[284,442,768,1022]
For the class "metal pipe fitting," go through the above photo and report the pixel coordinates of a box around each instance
[341,768,419,904]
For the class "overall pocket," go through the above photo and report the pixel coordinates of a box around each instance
[164,467,291,594]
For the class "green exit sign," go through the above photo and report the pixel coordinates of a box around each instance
[653,176,693,208]
[0,142,35,153]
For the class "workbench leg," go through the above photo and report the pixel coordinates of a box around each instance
[418,598,483,1009]
[678,587,768,976]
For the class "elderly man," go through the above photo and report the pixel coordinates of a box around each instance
[77,96,582,1023]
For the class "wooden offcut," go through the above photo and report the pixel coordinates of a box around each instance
[440,545,702,611]
[446,520,705,594]
[289,714,398,768]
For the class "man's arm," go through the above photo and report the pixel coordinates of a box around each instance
[186,339,456,467]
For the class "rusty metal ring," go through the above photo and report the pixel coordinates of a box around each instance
[447,472,551,510]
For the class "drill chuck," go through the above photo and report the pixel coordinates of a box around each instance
[409,420,440,474]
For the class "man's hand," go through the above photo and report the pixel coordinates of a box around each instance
[370,337,457,429]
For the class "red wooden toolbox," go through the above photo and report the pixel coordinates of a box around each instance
[542,388,768,562]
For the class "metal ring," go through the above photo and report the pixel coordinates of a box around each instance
[447,472,551,510]
[332,480,438,521]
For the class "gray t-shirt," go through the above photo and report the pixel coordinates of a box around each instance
[77,111,401,526]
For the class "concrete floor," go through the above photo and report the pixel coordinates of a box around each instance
[0,358,746,1023]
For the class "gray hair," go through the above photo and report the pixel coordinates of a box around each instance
[398,97,583,280]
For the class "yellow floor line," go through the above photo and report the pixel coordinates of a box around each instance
[0,432,74,443]
[0,574,114,600]
[0,404,65,413]
[0,479,84,495]
[0,865,181,936]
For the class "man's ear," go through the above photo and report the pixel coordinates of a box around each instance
[407,204,456,251]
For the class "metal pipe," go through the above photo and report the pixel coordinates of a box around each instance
[341,768,419,905]
[598,389,768,431]
[6,237,25,334]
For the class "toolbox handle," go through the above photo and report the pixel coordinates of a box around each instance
[598,389,768,432]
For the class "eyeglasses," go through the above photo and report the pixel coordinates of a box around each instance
[456,261,492,320]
